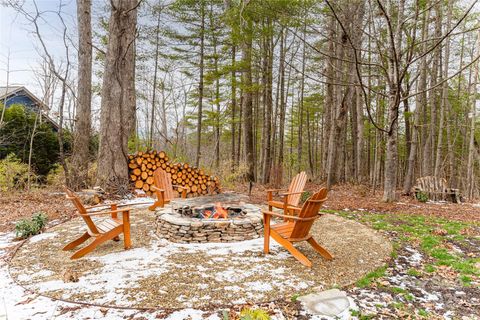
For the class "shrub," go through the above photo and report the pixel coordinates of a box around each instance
[46,164,65,187]
[416,191,429,203]
[0,104,71,177]
[218,161,250,188]
[0,153,33,191]
[15,212,48,239]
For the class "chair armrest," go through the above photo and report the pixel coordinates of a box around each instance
[82,208,132,217]
[172,185,188,199]
[278,191,304,197]
[150,185,165,192]
[84,203,118,210]
[172,185,188,190]
[262,210,319,222]
[267,189,287,201]
[288,206,301,211]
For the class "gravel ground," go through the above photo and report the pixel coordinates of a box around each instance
[9,208,391,309]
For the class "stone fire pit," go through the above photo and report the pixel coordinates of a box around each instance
[155,193,264,243]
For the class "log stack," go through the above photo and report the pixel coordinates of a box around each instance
[128,150,220,197]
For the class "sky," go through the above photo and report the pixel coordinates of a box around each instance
[0,0,77,98]
[1,0,480,105]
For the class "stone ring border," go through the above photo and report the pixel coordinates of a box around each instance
[155,204,264,243]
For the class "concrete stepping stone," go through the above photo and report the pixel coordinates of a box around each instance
[298,288,355,317]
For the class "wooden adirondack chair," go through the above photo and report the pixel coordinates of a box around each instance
[267,171,307,216]
[149,168,188,210]
[414,176,461,203]
[263,188,333,267]
[63,187,132,259]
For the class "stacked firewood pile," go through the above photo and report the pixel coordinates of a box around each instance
[128,150,220,197]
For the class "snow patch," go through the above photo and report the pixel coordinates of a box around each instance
[29,232,57,243]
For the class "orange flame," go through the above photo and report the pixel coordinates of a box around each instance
[214,202,228,219]
[203,210,212,218]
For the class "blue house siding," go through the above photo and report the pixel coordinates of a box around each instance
[1,87,59,132]
[4,91,38,111]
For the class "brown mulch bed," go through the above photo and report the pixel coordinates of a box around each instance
[0,189,74,233]
[231,183,480,222]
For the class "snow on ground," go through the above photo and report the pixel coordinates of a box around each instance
[1,209,392,319]
[0,231,227,320]
[28,232,58,243]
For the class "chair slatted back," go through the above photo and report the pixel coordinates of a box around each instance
[64,187,100,234]
[415,176,448,201]
[153,168,175,202]
[290,188,328,239]
[287,171,307,206]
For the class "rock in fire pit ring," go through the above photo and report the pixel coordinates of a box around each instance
[155,203,264,243]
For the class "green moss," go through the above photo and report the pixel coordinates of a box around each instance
[356,266,387,288]
[420,236,441,250]
[405,293,415,301]
[327,210,479,289]
[391,287,407,294]
[406,268,421,277]
[350,310,374,320]
[460,275,472,286]
[424,264,436,273]
[418,309,429,317]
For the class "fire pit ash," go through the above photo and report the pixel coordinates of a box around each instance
[175,203,247,219]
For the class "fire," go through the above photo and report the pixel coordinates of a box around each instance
[213,202,228,219]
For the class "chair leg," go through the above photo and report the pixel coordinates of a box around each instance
[63,232,90,251]
[70,236,106,259]
[271,232,312,267]
[70,227,123,259]
[123,215,131,250]
[307,237,334,260]
[148,200,161,211]
[263,214,270,254]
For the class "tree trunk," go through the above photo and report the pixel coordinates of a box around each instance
[71,0,92,190]
[97,0,138,194]
[149,11,161,149]
[195,3,205,167]
[231,44,237,170]
[277,28,286,183]
[242,20,255,182]
[466,30,480,199]
[297,19,307,173]
[261,21,273,183]
[382,0,404,202]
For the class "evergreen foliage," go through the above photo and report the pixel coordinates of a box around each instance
[0,104,70,178]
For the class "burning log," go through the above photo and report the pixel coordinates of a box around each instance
[128,150,221,197]
[175,203,247,219]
